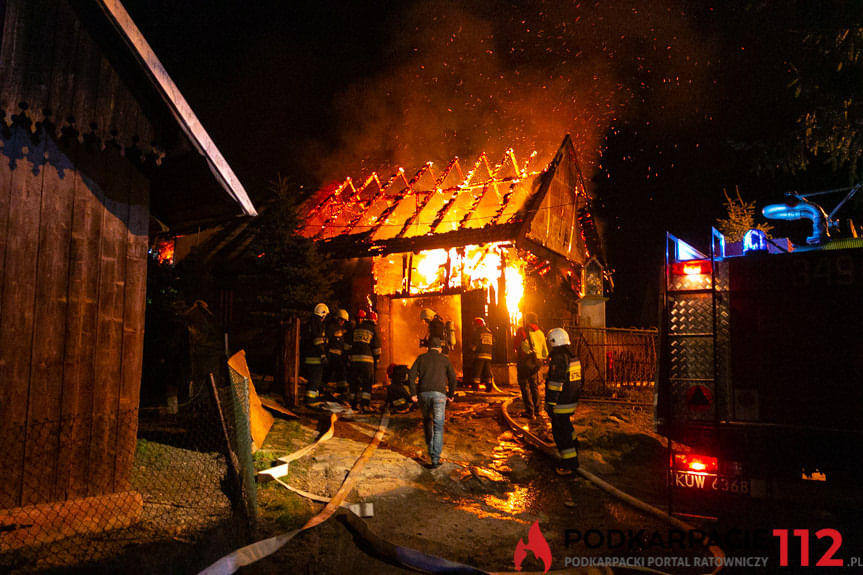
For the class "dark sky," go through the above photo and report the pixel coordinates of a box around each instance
[123,1,837,327]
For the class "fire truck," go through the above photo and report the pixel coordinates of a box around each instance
[656,189,863,516]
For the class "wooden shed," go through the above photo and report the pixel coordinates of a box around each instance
[0,0,255,541]
[298,135,610,381]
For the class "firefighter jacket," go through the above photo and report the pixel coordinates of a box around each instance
[301,314,327,365]
[471,325,494,361]
[408,349,457,398]
[325,316,348,356]
[515,324,549,363]
[349,319,381,364]
[545,346,582,414]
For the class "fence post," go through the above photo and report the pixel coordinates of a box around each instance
[280,317,301,407]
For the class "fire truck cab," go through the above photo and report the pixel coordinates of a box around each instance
[656,196,863,516]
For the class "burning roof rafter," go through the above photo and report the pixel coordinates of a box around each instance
[299,148,542,245]
[299,135,606,272]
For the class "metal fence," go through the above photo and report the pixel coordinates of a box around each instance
[565,326,658,400]
[0,367,256,574]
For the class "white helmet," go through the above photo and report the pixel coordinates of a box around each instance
[336,309,349,322]
[420,308,436,322]
[314,303,329,318]
[547,327,570,347]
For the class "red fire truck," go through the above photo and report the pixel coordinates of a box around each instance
[656,191,863,516]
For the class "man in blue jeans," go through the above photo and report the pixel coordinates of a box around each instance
[408,337,457,468]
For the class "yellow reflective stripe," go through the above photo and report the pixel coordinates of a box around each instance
[560,448,578,459]
[393,398,407,406]
[313,337,325,346]
[553,403,577,414]
[360,392,372,400]
[477,353,492,360]
[304,357,322,365]
[351,355,375,363]
[568,360,582,382]
[305,390,318,398]
[328,349,342,355]
[547,381,563,391]
[546,401,557,406]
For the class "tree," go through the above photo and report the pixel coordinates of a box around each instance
[715,187,773,242]
[755,4,863,181]
[246,174,340,325]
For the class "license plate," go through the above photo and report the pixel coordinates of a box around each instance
[671,471,751,495]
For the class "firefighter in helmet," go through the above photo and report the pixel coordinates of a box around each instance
[384,363,413,413]
[420,308,454,353]
[545,327,582,475]
[469,317,494,391]
[301,303,329,408]
[325,308,350,399]
[349,309,381,412]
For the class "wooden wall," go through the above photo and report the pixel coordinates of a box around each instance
[0,122,149,509]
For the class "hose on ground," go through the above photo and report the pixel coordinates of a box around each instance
[499,397,725,575]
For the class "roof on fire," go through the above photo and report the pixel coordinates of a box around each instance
[299,135,605,268]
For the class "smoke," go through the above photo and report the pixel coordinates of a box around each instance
[309,0,717,186]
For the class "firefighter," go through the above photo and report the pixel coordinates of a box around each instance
[384,363,413,413]
[325,308,350,400]
[349,309,381,412]
[545,327,582,475]
[514,312,548,419]
[420,308,455,353]
[470,317,494,391]
[301,303,329,408]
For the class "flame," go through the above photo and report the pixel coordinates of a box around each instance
[373,242,525,324]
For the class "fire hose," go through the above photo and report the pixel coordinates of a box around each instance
[499,397,725,575]
[198,411,387,575]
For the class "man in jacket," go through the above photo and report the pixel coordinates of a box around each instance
[544,327,582,475]
[409,337,457,468]
[513,312,549,419]
[469,317,494,391]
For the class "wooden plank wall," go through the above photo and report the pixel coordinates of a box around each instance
[0,0,156,153]
[0,122,148,509]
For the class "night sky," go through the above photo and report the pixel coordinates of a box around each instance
[123,1,848,327]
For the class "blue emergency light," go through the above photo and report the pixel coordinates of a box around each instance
[743,229,768,254]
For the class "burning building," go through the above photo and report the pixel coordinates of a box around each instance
[299,135,610,382]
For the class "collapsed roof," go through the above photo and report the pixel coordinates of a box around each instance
[299,135,605,270]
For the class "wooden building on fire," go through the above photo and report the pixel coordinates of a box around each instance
[298,135,611,380]
[0,0,255,545]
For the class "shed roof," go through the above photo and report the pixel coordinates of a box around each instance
[0,0,256,231]
[299,135,604,267]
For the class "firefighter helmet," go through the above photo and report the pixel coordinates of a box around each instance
[314,303,329,318]
[336,309,349,322]
[547,327,571,348]
[420,308,436,322]
[474,317,486,327]
[368,311,378,323]
[356,309,367,320]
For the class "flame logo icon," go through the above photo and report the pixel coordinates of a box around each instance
[513,520,552,573]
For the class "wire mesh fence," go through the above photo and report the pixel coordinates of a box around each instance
[0,368,256,574]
